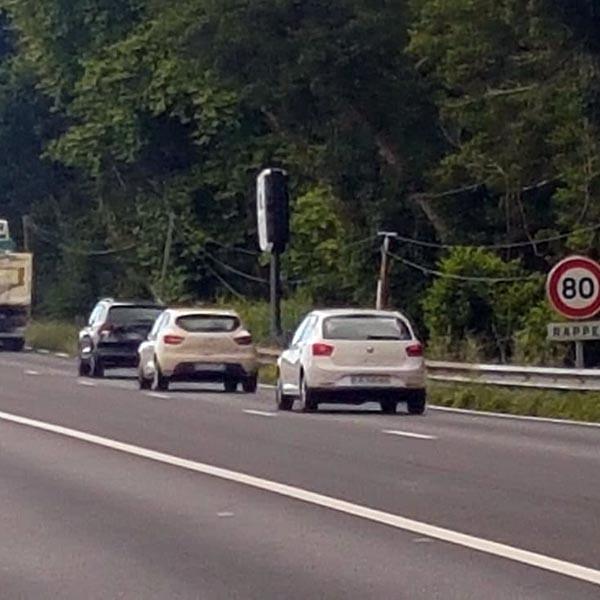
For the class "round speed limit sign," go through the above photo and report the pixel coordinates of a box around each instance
[546,256,600,320]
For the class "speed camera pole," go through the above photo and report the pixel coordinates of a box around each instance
[257,168,290,343]
[270,251,282,341]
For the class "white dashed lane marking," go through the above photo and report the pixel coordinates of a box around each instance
[78,381,97,387]
[244,410,277,418]
[383,430,437,440]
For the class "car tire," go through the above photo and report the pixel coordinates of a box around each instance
[300,376,318,413]
[78,358,91,377]
[276,378,294,411]
[242,374,258,394]
[224,378,238,393]
[407,390,427,415]
[380,399,398,415]
[4,338,25,352]
[90,354,105,378]
[153,361,169,391]
[138,367,152,390]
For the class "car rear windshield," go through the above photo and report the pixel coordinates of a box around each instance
[176,315,240,333]
[107,306,163,326]
[322,315,411,341]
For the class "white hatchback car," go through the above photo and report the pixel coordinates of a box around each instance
[277,309,426,414]
[138,308,259,393]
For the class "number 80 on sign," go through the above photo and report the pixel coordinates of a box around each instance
[546,256,600,320]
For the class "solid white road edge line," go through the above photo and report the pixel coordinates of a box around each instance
[429,405,600,428]
[146,393,170,400]
[259,385,600,429]
[243,410,277,418]
[0,410,598,587]
[383,430,437,440]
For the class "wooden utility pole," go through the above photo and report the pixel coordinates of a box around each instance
[22,215,31,252]
[160,212,175,301]
[376,231,397,310]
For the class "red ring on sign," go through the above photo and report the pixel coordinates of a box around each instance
[547,256,600,320]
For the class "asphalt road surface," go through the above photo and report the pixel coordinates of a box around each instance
[0,351,599,599]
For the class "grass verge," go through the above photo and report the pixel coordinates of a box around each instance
[429,382,600,423]
[26,321,78,356]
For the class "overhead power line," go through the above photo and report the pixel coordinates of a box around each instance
[388,252,544,284]
[201,250,270,284]
[29,220,136,257]
[389,223,600,252]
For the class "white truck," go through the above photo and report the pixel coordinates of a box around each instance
[0,220,32,351]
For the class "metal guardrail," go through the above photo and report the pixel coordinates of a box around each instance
[426,361,600,391]
[257,349,600,391]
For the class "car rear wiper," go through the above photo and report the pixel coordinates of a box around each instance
[366,335,403,340]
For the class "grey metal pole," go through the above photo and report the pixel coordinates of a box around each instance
[575,341,585,369]
[270,251,282,341]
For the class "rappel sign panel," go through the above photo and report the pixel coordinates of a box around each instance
[257,168,290,254]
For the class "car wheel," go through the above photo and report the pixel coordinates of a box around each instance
[276,378,294,411]
[4,338,25,352]
[242,374,258,394]
[224,378,238,393]
[90,354,105,378]
[153,361,169,391]
[380,399,398,415]
[407,390,427,415]
[78,358,91,377]
[299,376,318,413]
[138,367,152,390]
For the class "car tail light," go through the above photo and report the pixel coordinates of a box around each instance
[234,334,253,346]
[406,343,423,357]
[99,323,113,337]
[163,335,185,346]
[312,342,334,357]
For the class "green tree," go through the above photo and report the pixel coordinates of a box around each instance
[423,248,542,362]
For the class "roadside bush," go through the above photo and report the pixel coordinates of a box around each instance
[26,321,79,356]
[216,290,314,346]
[424,248,542,363]
[513,300,570,366]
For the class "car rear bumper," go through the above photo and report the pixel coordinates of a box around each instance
[95,344,141,367]
[306,363,426,390]
[160,354,258,378]
[0,330,25,339]
[168,362,255,382]
[309,387,425,404]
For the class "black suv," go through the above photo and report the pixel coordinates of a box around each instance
[78,299,164,377]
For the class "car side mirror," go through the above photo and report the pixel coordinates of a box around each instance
[284,330,294,347]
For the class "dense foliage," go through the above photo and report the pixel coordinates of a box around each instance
[0,1,599,362]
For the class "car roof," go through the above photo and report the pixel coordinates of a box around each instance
[99,298,164,308]
[310,308,410,320]
[166,308,241,318]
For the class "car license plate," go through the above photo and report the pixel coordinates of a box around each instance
[351,375,390,386]
[195,363,225,372]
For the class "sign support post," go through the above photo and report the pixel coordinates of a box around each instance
[575,341,585,369]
